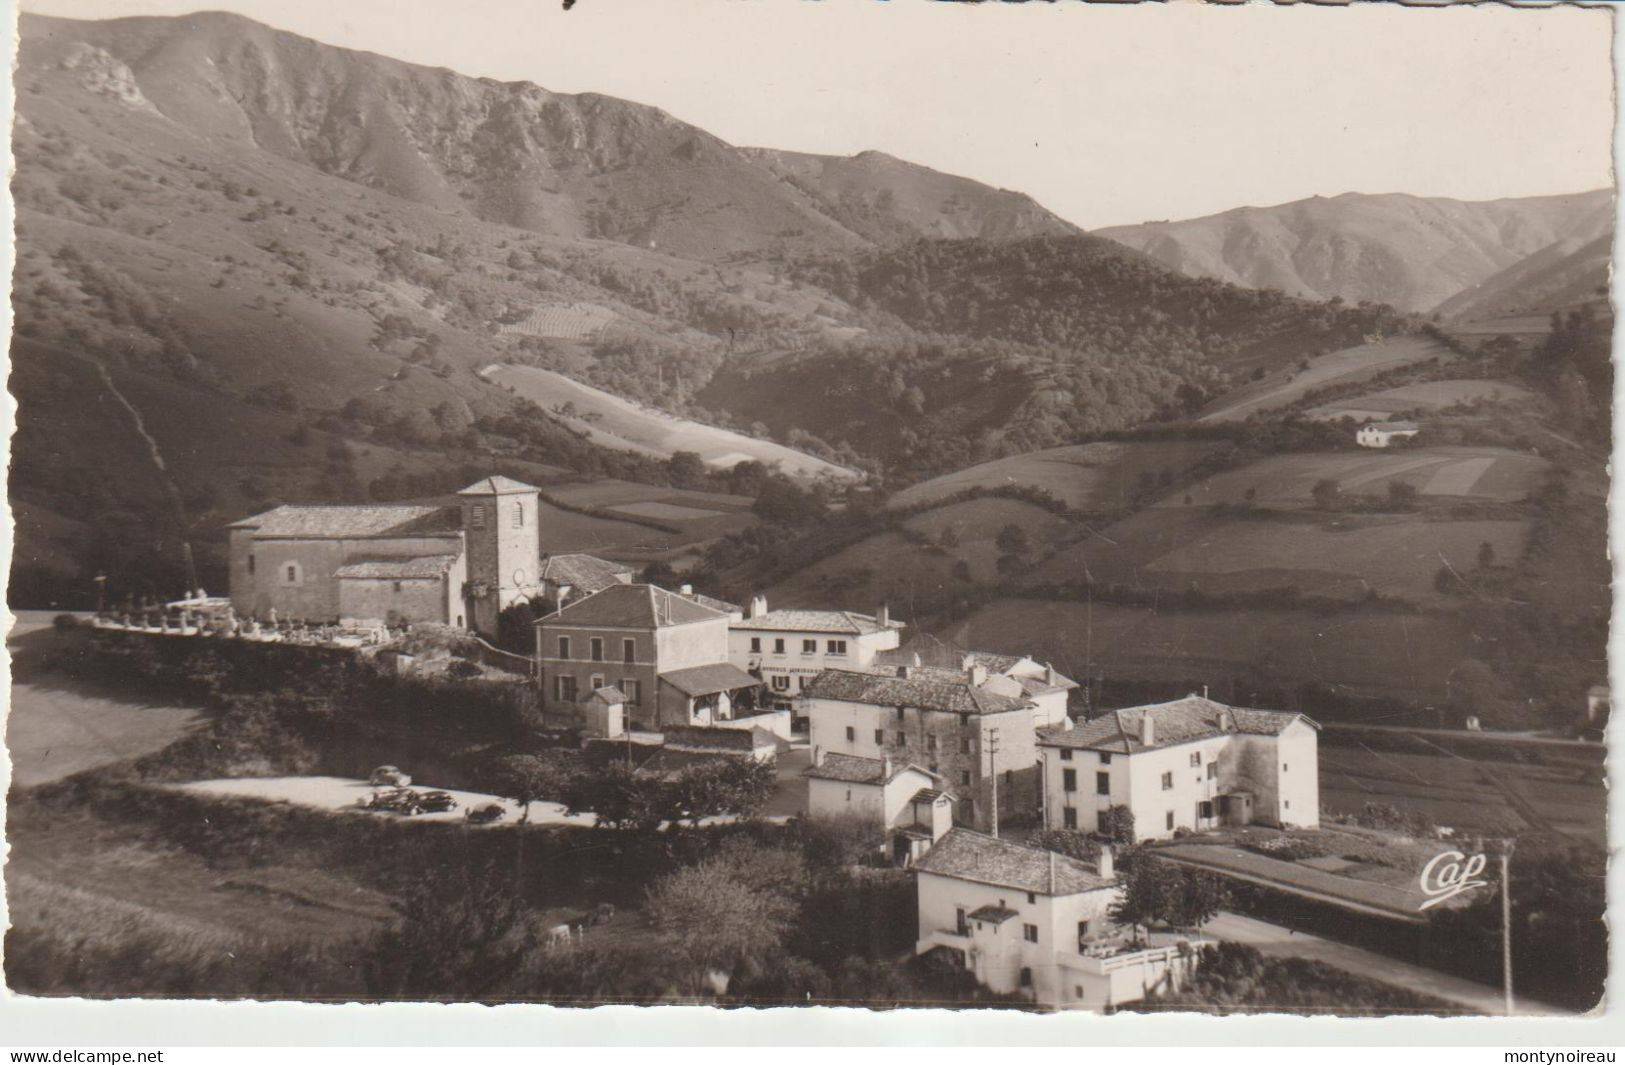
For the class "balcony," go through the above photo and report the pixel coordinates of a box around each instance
[1054,942,1194,977]
[914,927,972,956]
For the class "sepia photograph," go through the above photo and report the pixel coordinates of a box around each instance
[0,0,1615,1031]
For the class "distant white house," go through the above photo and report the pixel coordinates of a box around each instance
[912,829,1197,1009]
[1356,420,1420,448]
[1037,695,1319,841]
[802,750,954,865]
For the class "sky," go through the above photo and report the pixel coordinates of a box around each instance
[16,0,1618,230]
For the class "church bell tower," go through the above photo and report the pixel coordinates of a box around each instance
[457,476,541,637]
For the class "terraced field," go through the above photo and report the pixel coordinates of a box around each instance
[497,301,617,340]
[1201,335,1454,423]
[1304,379,1540,423]
[887,440,1218,513]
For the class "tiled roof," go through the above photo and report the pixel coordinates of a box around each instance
[585,686,628,705]
[536,584,726,629]
[914,829,1114,896]
[333,554,461,580]
[1365,421,1420,433]
[635,748,734,779]
[911,787,948,804]
[229,504,458,539]
[968,904,1021,925]
[664,724,776,751]
[733,609,902,635]
[457,475,539,496]
[1037,695,1314,754]
[803,667,1032,716]
[679,590,742,616]
[802,752,940,786]
[539,553,636,595]
[875,635,1078,690]
[658,662,761,697]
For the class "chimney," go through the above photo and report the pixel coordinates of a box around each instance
[881,755,892,779]
[1048,850,1057,896]
[877,603,890,627]
[1139,714,1155,748]
[812,744,824,767]
[1097,845,1115,880]
[967,662,988,687]
[911,652,922,668]
[680,583,694,597]
[1046,663,1058,686]
[748,594,767,619]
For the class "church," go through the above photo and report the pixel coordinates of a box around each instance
[226,476,541,637]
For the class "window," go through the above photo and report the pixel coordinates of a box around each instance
[1198,799,1213,820]
[1018,967,1033,988]
[1096,810,1109,832]
[773,638,786,654]
[845,788,852,802]
[1207,761,1218,780]
[623,639,635,663]
[557,636,570,659]
[392,581,403,594]
[874,729,884,745]
[622,679,641,705]
[554,675,577,702]
[1062,807,1077,829]
[1059,749,1072,761]
[750,637,761,653]
[895,731,906,746]
[1284,800,1291,810]
[1004,769,1013,784]
[1190,751,1202,768]
[247,555,256,575]
[1062,769,1077,793]
[1161,771,1174,791]
[1023,924,1038,944]
[845,726,855,742]
[283,562,300,585]
[590,674,604,691]
[960,770,971,787]
[896,706,906,722]
[959,737,972,754]
[1166,810,1175,831]
[470,504,486,529]
[590,638,603,662]
[802,639,817,655]
[1096,772,1110,796]
[1100,752,1112,765]
[956,908,968,936]
[1283,763,1289,773]
[772,675,790,691]
[827,639,847,656]
[927,735,937,751]
[1027,892,1036,904]
[512,504,524,528]
[798,676,808,690]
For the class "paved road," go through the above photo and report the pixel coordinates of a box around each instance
[1204,911,1573,1017]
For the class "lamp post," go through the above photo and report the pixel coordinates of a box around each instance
[1500,838,1516,1016]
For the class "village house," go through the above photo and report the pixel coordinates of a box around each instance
[635,725,781,779]
[1356,420,1421,448]
[729,595,904,709]
[913,829,1191,1009]
[537,553,636,608]
[226,476,539,638]
[534,583,759,730]
[1038,695,1319,841]
[876,633,1078,728]
[800,662,1039,833]
[802,749,955,865]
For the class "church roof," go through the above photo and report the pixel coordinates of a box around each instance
[334,554,461,580]
[229,504,458,540]
[457,475,539,496]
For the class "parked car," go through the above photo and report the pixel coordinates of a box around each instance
[360,786,420,814]
[415,790,458,814]
[369,765,412,787]
[466,802,506,824]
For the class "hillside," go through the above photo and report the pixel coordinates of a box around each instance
[1099,190,1612,313]
[1433,230,1613,322]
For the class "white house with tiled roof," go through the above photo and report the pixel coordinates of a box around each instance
[534,583,760,729]
[538,553,636,606]
[729,594,904,707]
[1356,420,1421,448]
[803,750,954,864]
[876,633,1079,727]
[913,829,1196,1009]
[801,661,1039,832]
[1038,695,1319,841]
[227,476,540,637]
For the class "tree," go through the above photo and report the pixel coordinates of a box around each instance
[491,752,583,824]
[645,841,804,982]
[1098,804,1137,845]
[563,761,671,831]
[361,863,534,999]
[995,523,1032,556]
[668,758,778,826]
[667,450,707,489]
[1108,850,1166,944]
[1164,867,1228,934]
[1311,478,1340,510]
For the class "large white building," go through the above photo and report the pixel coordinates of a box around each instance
[1037,695,1319,841]
[729,596,903,706]
[912,829,1196,1009]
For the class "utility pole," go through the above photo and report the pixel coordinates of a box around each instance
[986,726,1001,838]
[1501,839,1516,1016]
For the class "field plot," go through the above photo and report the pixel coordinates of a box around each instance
[1304,380,1539,423]
[888,440,1218,513]
[1151,448,1547,509]
[1318,744,1604,846]
[1201,336,1454,423]
[1446,314,1556,339]
[945,598,1474,706]
[498,301,617,340]
[484,364,861,481]
[765,498,1074,608]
